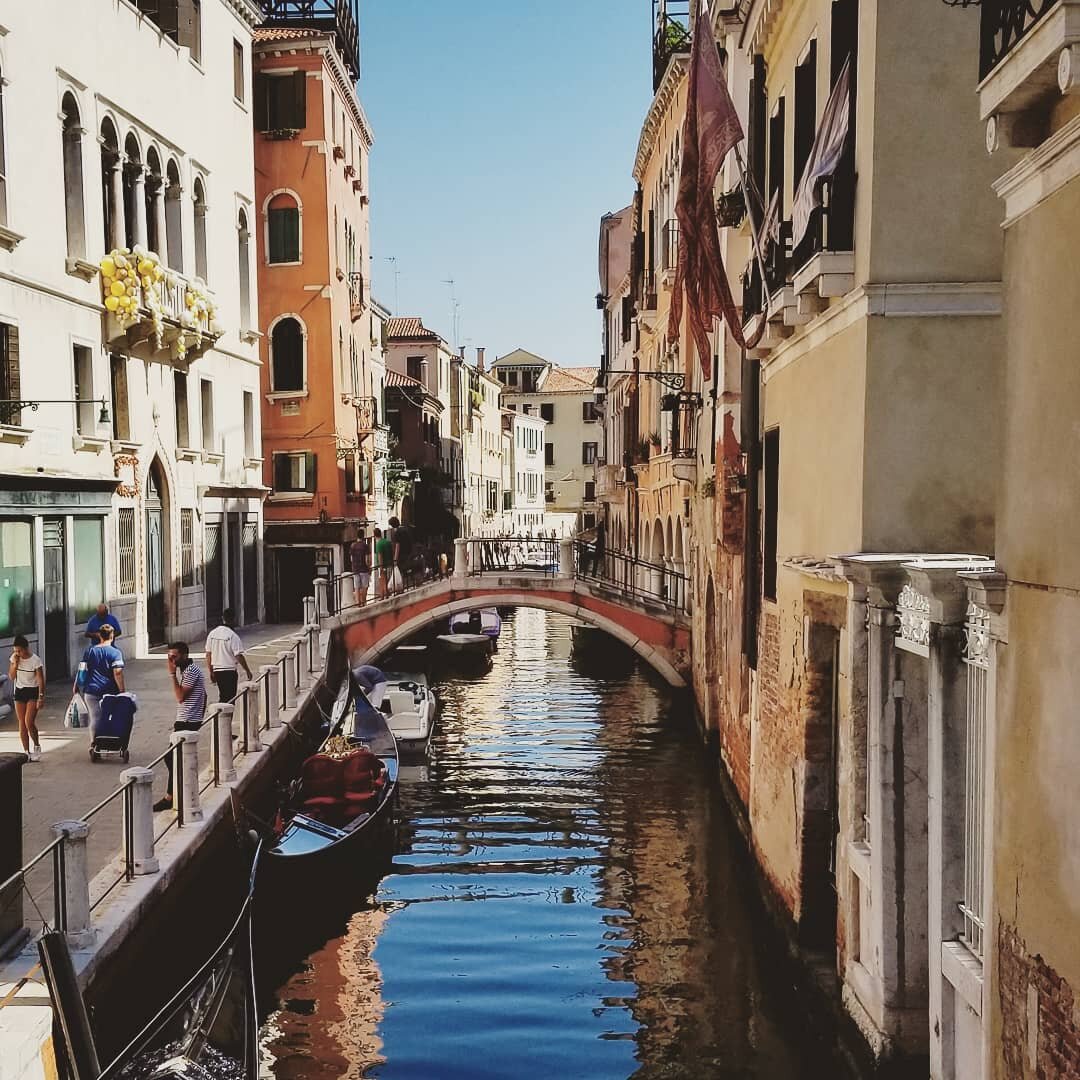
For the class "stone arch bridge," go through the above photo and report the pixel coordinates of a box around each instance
[315,538,692,687]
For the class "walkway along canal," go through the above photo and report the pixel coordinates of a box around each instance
[258,608,862,1078]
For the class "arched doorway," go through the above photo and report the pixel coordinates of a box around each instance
[145,460,169,646]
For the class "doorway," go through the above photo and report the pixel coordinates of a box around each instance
[227,513,242,619]
[43,519,67,677]
[145,465,167,646]
[274,547,316,623]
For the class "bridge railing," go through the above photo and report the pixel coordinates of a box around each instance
[573,541,689,613]
[462,536,560,577]
[318,555,447,620]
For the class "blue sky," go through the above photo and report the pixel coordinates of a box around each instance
[358,2,652,367]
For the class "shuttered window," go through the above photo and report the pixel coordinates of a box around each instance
[0,323,20,426]
[268,195,300,264]
[271,318,304,392]
[273,451,316,493]
[255,72,307,132]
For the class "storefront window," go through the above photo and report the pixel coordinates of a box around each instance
[0,520,34,638]
[73,517,105,623]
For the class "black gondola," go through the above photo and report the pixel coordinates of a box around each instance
[40,845,264,1080]
[261,673,398,876]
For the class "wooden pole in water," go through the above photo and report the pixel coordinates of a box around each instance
[37,931,101,1080]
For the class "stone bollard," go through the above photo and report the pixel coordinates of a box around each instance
[171,730,203,824]
[452,537,468,584]
[260,664,281,728]
[281,651,297,710]
[305,625,318,677]
[239,682,260,749]
[559,537,574,579]
[51,820,94,947]
[0,752,28,952]
[215,704,237,784]
[293,635,309,687]
[340,570,356,610]
[120,767,159,875]
[304,590,318,625]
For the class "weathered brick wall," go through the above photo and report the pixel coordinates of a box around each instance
[999,919,1080,1078]
[718,553,751,807]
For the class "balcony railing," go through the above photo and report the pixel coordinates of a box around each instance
[354,395,377,433]
[349,271,365,320]
[653,0,691,91]
[980,0,1057,79]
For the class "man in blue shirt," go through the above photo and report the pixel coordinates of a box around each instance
[84,603,122,645]
[76,624,125,736]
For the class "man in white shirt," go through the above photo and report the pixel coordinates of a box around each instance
[204,609,253,702]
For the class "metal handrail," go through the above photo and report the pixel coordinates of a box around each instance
[466,536,560,576]
[573,541,689,613]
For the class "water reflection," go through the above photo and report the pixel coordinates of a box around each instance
[261,608,850,1078]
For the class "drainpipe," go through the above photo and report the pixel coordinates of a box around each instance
[741,350,760,669]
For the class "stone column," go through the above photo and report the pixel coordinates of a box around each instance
[107,160,124,251]
[305,588,319,625]
[452,537,468,584]
[51,820,94,947]
[238,682,260,751]
[171,730,203,824]
[120,767,159,875]
[281,650,297,709]
[151,180,167,259]
[214,704,237,784]
[260,664,280,729]
[131,165,147,249]
[339,570,356,610]
[559,537,574,579]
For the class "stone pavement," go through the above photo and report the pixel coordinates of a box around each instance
[0,623,302,921]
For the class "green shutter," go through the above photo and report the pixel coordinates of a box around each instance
[305,452,317,493]
[274,454,290,492]
[254,74,268,131]
[291,71,307,130]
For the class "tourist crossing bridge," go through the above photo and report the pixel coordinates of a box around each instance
[315,537,692,687]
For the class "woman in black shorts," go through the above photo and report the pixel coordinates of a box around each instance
[9,634,44,761]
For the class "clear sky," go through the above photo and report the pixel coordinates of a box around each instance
[358,1,652,367]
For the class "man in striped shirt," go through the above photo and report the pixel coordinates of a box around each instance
[154,640,208,812]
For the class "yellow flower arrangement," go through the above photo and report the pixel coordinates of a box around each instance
[99,246,167,347]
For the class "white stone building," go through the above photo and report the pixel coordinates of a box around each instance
[500,408,546,535]
[0,0,265,671]
[490,349,599,536]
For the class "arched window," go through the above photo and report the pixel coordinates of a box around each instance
[100,119,121,251]
[61,93,86,259]
[122,132,142,250]
[271,317,304,392]
[266,192,300,264]
[145,147,163,256]
[192,176,208,280]
[165,159,183,270]
[238,208,251,331]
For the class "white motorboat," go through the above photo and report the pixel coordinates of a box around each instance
[449,607,502,640]
[436,631,492,657]
[379,671,438,758]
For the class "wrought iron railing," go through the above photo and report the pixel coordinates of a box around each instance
[980,0,1057,79]
[653,0,691,90]
[662,219,680,271]
[574,542,689,613]
[465,536,560,576]
[349,271,365,319]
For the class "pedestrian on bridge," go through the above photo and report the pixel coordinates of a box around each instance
[349,528,372,605]
[154,641,207,813]
[374,527,393,598]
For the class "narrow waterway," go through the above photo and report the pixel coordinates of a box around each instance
[259,608,854,1078]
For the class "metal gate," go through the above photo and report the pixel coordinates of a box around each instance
[43,520,67,676]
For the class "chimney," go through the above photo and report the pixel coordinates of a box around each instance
[476,347,485,373]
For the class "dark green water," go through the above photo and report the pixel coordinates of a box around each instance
[259,608,852,1078]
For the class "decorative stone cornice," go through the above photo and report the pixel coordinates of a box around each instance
[226,0,264,30]
[633,56,688,184]
[896,584,932,655]
[963,603,993,668]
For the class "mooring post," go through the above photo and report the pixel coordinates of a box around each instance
[239,682,260,748]
[305,589,318,625]
[50,820,94,948]
[214,704,237,783]
[171,730,204,823]
[281,650,297,709]
[453,537,468,584]
[261,664,281,728]
[559,537,574,579]
[120,767,159,875]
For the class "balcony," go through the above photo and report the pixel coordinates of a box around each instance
[372,424,389,457]
[262,0,361,79]
[349,271,365,321]
[653,0,691,91]
[354,396,378,433]
[100,253,221,366]
[979,1,1080,127]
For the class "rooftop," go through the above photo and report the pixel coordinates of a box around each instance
[543,366,598,393]
[385,316,444,343]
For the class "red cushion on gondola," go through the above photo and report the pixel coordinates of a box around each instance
[302,754,345,799]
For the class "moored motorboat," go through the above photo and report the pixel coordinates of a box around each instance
[262,675,398,877]
[449,607,501,640]
[378,670,438,758]
[436,631,492,656]
[570,621,607,650]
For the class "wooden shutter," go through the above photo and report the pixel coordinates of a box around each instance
[274,453,291,492]
[748,56,768,228]
[254,74,268,131]
[1,324,20,425]
[305,452,317,493]
[290,71,307,130]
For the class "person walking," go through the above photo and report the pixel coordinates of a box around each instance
[9,635,44,761]
[594,519,607,580]
[349,529,372,606]
[77,624,125,737]
[154,641,207,813]
[84,603,122,645]
[204,609,252,703]
[389,516,413,592]
[374,527,394,597]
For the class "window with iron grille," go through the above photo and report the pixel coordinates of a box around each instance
[0,322,21,426]
[117,507,136,595]
[180,508,196,587]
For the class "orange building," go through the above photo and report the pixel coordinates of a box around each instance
[253,4,378,620]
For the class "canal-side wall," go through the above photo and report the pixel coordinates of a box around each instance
[0,660,331,1080]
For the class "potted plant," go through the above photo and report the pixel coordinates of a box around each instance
[636,437,651,463]
[701,476,717,498]
[716,190,746,229]
[648,431,662,451]
[264,128,300,141]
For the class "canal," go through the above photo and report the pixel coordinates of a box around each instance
[258,608,856,1078]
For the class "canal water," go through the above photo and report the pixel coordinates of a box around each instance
[258,608,854,1078]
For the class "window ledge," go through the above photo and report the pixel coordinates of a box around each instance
[0,424,32,445]
[177,446,202,462]
[847,839,872,885]
[239,328,262,344]
[266,259,303,268]
[73,434,110,453]
[65,257,99,281]
[267,491,314,504]
[0,225,25,252]
[266,390,308,403]
[244,456,264,469]
[941,940,984,1016]
[110,438,140,455]
[793,250,855,316]
[202,450,225,465]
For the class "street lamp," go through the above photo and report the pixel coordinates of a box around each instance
[599,369,688,390]
[0,397,111,425]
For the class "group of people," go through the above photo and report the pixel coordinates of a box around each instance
[8,603,253,816]
[347,517,450,605]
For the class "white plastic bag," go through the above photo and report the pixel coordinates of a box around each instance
[66,694,89,729]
